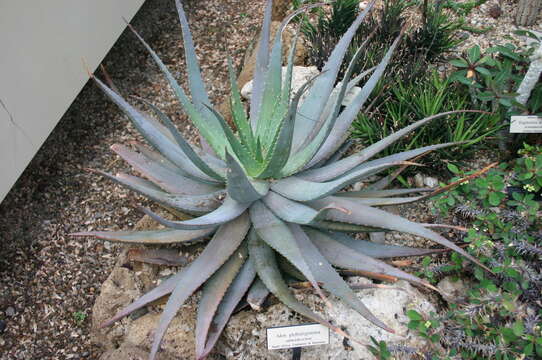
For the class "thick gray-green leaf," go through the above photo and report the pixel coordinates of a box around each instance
[281,35,374,177]
[125,23,226,155]
[148,213,250,360]
[306,114,470,182]
[248,230,351,340]
[256,72,318,178]
[196,242,248,359]
[71,227,215,245]
[304,228,435,289]
[321,230,447,259]
[92,77,218,184]
[262,191,335,225]
[255,14,284,146]
[310,220,383,233]
[111,144,222,195]
[136,98,225,181]
[272,161,413,201]
[142,196,249,230]
[94,170,222,215]
[309,33,402,166]
[175,0,210,109]
[204,104,262,175]
[246,278,269,311]
[249,0,272,129]
[101,213,249,328]
[290,224,394,332]
[310,196,490,272]
[225,152,269,203]
[249,201,329,306]
[338,188,432,198]
[199,259,256,359]
[334,196,424,206]
[227,58,255,152]
[292,0,375,148]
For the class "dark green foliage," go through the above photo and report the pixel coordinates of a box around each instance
[298,0,460,82]
[449,40,542,153]
[300,0,497,169]
[405,143,542,359]
[351,71,502,168]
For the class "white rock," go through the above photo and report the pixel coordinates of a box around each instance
[220,280,436,359]
[438,276,471,301]
[240,66,319,100]
[240,66,362,107]
[340,85,361,107]
[423,176,439,188]
[414,173,425,188]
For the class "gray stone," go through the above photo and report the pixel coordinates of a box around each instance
[5,306,15,317]
[93,253,438,359]
[240,66,320,100]
[414,173,425,188]
[423,176,439,188]
[240,66,363,107]
[219,279,436,359]
[437,276,471,302]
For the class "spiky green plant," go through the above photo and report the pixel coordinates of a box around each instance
[73,1,488,359]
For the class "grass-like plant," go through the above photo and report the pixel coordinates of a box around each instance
[352,71,502,167]
[73,1,488,359]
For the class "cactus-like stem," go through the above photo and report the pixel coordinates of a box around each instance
[516,41,542,106]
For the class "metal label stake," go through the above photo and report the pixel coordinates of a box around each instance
[292,347,302,360]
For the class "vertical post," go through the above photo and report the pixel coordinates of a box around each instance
[292,347,302,360]
[515,0,542,26]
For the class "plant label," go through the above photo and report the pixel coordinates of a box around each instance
[510,115,542,133]
[266,323,329,350]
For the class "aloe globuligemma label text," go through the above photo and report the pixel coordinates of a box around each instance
[266,323,330,350]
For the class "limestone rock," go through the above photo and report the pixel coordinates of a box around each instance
[240,65,363,110]
[424,176,439,188]
[413,173,439,188]
[219,279,436,359]
[237,21,307,92]
[240,66,319,100]
[438,276,471,302]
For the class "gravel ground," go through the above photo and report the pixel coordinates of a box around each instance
[0,1,539,359]
[0,0,263,358]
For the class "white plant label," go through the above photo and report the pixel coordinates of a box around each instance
[266,323,329,350]
[510,115,542,133]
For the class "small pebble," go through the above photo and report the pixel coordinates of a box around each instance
[424,176,439,188]
[5,307,15,317]
[0,319,6,333]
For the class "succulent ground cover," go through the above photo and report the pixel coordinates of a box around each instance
[71,1,492,359]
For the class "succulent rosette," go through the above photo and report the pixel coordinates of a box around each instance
[74,1,487,359]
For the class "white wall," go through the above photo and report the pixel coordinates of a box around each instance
[0,0,146,202]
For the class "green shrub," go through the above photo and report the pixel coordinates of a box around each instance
[297,0,461,82]
[449,40,542,152]
[403,144,542,359]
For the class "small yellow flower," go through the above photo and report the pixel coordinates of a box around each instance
[523,184,535,192]
[424,321,432,328]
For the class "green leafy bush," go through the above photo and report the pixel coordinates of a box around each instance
[449,40,542,152]
[401,144,542,359]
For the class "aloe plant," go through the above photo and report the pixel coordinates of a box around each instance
[73,1,488,359]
